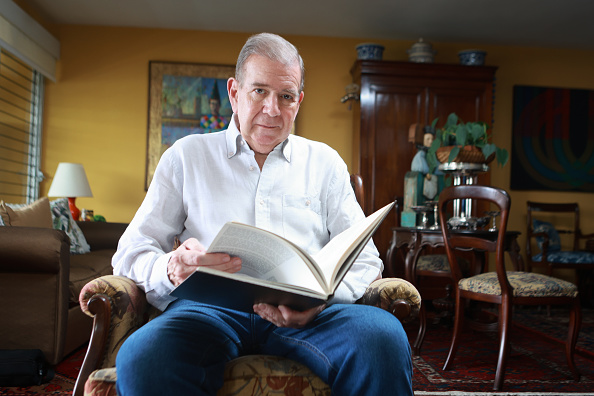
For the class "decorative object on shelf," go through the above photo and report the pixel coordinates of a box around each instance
[427,113,509,174]
[438,162,489,220]
[340,83,360,109]
[47,162,93,221]
[81,209,94,222]
[407,38,436,63]
[355,43,385,60]
[458,49,486,66]
[411,205,432,229]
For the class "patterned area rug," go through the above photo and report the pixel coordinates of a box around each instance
[1,308,592,395]
[406,307,594,394]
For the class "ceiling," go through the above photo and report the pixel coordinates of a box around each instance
[25,0,594,51]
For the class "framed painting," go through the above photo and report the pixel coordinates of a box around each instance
[511,85,594,192]
[146,61,235,189]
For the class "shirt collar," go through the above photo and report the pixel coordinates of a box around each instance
[225,114,292,162]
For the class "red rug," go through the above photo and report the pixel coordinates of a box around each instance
[1,308,593,395]
[406,311,594,394]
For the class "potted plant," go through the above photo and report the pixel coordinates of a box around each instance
[426,113,509,173]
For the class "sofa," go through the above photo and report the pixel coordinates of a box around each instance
[0,197,127,366]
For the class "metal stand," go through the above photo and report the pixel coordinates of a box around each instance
[437,162,488,222]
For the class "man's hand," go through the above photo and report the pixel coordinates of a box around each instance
[167,238,241,286]
[253,303,326,328]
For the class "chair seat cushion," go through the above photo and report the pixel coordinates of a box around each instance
[83,355,331,396]
[417,255,450,272]
[416,255,469,274]
[458,271,578,298]
[532,250,594,264]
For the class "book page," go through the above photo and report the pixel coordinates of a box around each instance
[311,202,394,291]
[207,223,326,295]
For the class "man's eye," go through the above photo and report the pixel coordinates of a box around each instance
[254,88,265,94]
[281,94,294,101]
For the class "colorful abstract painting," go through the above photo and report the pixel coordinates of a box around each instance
[511,85,594,192]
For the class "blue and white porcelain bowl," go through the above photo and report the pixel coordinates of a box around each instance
[356,43,385,60]
[458,50,487,66]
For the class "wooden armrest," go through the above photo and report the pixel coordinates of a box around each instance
[74,275,149,396]
[357,278,421,323]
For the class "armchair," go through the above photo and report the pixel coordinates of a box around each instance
[74,275,420,396]
[526,201,594,306]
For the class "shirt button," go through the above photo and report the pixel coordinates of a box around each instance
[260,200,265,206]
[305,200,311,206]
[249,165,255,171]
[227,152,233,157]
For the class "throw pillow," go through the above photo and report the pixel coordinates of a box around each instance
[533,219,562,252]
[0,197,53,228]
[50,198,91,254]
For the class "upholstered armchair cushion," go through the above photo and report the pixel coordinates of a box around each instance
[458,271,578,298]
[77,275,421,396]
[532,250,594,265]
[533,219,562,252]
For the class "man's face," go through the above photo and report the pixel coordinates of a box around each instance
[227,54,304,156]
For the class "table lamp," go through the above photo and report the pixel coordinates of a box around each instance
[48,162,93,221]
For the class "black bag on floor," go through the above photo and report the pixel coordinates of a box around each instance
[0,349,54,387]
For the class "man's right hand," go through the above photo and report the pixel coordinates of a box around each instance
[167,238,242,287]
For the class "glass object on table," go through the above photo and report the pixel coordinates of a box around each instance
[411,205,432,229]
[485,211,500,231]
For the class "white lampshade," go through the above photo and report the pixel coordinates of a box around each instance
[48,162,93,198]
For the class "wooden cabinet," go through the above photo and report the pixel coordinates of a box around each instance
[351,60,497,265]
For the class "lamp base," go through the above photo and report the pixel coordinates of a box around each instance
[67,197,81,221]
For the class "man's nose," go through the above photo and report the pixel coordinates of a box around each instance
[263,95,281,117]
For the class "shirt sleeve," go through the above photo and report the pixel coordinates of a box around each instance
[111,148,186,311]
[324,157,383,305]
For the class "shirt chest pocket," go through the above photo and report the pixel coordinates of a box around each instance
[282,194,325,248]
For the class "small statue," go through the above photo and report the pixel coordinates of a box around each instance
[411,126,440,200]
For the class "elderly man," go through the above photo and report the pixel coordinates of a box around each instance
[113,32,413,395]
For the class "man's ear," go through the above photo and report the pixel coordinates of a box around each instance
[227,78,238,113]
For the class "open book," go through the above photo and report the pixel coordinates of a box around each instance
[170,201,394,312]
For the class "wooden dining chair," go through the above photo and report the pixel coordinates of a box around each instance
[526,201,594,306]
[439,185,581,391]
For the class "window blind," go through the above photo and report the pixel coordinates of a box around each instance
[0,48,44,204]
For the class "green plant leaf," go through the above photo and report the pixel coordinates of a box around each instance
[448,146,460,163]
[482,143,496,159]
[469,123,485,144]
[455,124,468,146]
[445,113,459,128]
[431,117,439,128]
[496,147,509,167]
[427,151,438,173]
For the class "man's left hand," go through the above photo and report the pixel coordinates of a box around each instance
[253,303,325,328]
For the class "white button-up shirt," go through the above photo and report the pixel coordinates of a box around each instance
[113,117,382,311]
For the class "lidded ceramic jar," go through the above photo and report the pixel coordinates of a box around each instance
[407,38,436,63]
[458,49,486,66]
[356,43,385,60]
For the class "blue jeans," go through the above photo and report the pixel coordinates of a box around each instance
[116,299,413,395]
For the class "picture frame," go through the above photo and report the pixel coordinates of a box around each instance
[146,61,235,190]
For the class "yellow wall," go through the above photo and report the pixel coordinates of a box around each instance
[40,25,594,275]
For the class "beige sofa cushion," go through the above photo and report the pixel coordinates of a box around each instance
[0,197,52,228]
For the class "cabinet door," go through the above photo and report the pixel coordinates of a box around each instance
[359,81,427,260]
[352,61,497,263]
